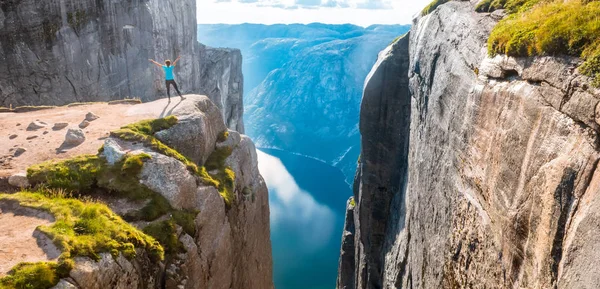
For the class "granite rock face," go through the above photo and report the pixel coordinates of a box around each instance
[155,95,228,164]
[0,0,243,132]
[339,1,600,288]
[337,198,356,289]
[41,95,272,289]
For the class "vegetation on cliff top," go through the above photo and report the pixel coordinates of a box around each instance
[422,0,449,15]
[484,0,600,86]
[25,115,236,261]
[5,116,239,287]
[110,116,236,205]
[110,116,220,188]
[0,262,63,289]
[475,0,541,13]
[205,146,236,206]
[26,153,172,221]
[0,190,164,289]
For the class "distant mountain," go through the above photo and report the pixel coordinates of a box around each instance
[198,23,411,182]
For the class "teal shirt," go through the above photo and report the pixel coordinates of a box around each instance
[162,65,174,80]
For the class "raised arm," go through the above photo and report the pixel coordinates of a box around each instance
[148,59,163,67]
[173,56,182,66]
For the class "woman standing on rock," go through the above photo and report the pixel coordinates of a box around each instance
[148,56,186,101]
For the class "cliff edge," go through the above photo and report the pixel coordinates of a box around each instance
[0,0,244,132]
[339,1,600,288]
[0,95,273,289]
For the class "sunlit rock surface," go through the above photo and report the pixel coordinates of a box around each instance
[0,0,243,132]
[339,1,600,288]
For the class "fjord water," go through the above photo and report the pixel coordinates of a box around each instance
[257,148,352,289]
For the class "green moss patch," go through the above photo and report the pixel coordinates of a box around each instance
[110,117,230,200]
[142,220,181,254]
[12,106,58,113]
[110,116,217,187]
[28,155,104,192]
[475,0,541,13]
[422,0,450,15]
[487,0,600,85]
[0,191,165,289]
[1,191,164,262]
[0,262,66,289]
[217,130,230,143]
[27,153,170,222]
[66,102,106,107]
[205,147,236,206]
[108,98,142,105]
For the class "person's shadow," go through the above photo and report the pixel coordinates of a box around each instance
[159,98,184,118]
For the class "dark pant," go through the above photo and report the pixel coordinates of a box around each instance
[165,80,182,99]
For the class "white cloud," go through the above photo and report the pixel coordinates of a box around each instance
[197,0,431,26]
[257,150,335,250]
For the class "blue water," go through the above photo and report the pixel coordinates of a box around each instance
[256,148,353,289]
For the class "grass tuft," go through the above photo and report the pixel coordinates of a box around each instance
[107,98,142,105]
[142,220,181,254]
[217,130,230,143]
[421,0,449,16]
[475,0,542,13]
[0,262,65,289]
[27,153,171,222]
[13,106,57,113]
[486,0,600,85]
[205,147,236,206]
[0,191,165,289]
[66,102,106,107]
[110,117,218,188]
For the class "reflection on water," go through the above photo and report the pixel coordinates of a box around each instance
[257,149,353,289]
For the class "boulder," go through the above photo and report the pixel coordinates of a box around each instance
[155,95,227,165]
[85,112,100,121]
[52,122,69,130]
[13,147,26,157]
[8,172,30,188]
[139,152,198,210]
[51,280,78,289]
[26,135,38,140]
[101,139,127,165]
[26,121,47,131]
[9,134,17,139]
[65,128,85,146]
[79,120,90,129]
[68,253,153,289]
[216,129,242,150]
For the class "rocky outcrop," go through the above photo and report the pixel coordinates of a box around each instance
[103,95,271,289]
[337,198,356,289]
[0,0,243,132]
[339,1,600,288]
[0,95,271,288]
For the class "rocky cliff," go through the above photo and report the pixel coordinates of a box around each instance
[0,0,244,132]
[339,1,600,288]
[0,95,272,289]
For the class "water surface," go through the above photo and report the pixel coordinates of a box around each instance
[257,148,353,289]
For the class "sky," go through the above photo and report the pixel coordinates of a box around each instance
[197,0,431,27]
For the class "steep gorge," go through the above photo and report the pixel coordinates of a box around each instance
[339,1,600,288]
